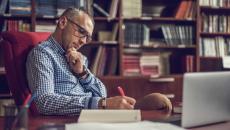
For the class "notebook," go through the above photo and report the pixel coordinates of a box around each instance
[78,109,141,123]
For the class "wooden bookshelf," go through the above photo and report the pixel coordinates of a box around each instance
[1,0,228,103]
[198,0,230,72]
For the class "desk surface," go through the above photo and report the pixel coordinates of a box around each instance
[0,110,229,130]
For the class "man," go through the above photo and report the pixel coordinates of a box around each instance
[26,8,171,116]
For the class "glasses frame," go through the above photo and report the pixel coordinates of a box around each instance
[67,18,92,42]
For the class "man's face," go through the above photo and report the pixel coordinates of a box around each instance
[61,13,94,51]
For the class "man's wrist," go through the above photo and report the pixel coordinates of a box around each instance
[74,65,89,79]
[98,98,106,109]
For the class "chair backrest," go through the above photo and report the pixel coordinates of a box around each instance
[1,31,51,113]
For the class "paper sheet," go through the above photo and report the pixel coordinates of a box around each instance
[66,121,185,130]
[223,56,230,68]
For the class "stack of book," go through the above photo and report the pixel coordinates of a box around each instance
[123,55,140,76]
[123,52,171,76]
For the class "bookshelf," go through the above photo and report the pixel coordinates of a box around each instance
[198,0,230,71]
[1,0,227,103]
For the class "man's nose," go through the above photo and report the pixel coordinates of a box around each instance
[79,37,87,45]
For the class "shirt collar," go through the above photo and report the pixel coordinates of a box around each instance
[48,35,65,55]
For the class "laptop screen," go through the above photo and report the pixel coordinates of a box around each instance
[182,72,230,128]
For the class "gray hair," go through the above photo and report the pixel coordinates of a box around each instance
[60,7,95,26]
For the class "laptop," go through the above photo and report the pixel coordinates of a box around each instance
[182,71,230,128]
[151,71,230,128]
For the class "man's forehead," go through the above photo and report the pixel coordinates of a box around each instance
[74,13,94,34]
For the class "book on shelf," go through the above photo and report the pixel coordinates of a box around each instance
[122,0,142,18]
[89,46,118,76]
[124,23,150,47]
[0,0,8,15]
[175,0,196,20]
[199,0,229,7]
[98,23,118,43]
[123,55,140,76]
[123,52,171,76]
[35,21,56,32]
[9,0,31,15]
[105,47,118,75]
[200,37,230,57]
[161,25,194,46]
[108,0,119,19]
[36,0,57,17]
[5,20,30,32]
[98,31,112,42]
[0,99,14,116]
[93,3,110,17]
[201,14,230,33]
[170,54,194,74]
[57,0,88,16]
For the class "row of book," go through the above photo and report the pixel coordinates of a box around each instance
[9,0,31,15]
[124,23,150,47]
[0,0,31,15]
[93,0,119,19]
[124,23,194,47]
[35,21,56,32]
[123,53,194,76]
[201,14,230,33]
[161,25,194,46]
[199,37,230,57]
[88,46,118,76]
[94,0,142,18]
[98,23,118,43]
[1,20,30,32]
[0,0,90,16]
[199,0,230,7]
[36,0,88,17]
[175,0,196,20]
[121,0,141,18]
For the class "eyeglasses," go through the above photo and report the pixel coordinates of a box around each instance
[67,18,92,42]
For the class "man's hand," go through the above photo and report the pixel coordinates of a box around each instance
[66,48,84,73]
[105,96,136,109]
[135,93,172,112]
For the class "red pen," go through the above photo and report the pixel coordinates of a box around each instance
[23,94,31,106]
[117,86,125,96]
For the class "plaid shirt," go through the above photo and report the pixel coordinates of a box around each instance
[26,36,107,116]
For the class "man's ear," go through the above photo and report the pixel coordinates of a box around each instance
[58,17,67,29]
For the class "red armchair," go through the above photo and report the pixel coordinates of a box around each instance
[1,32,51,114]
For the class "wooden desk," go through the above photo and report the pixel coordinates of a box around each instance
[0,110,229,130]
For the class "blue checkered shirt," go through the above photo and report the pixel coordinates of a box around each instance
[26,36,107,116]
